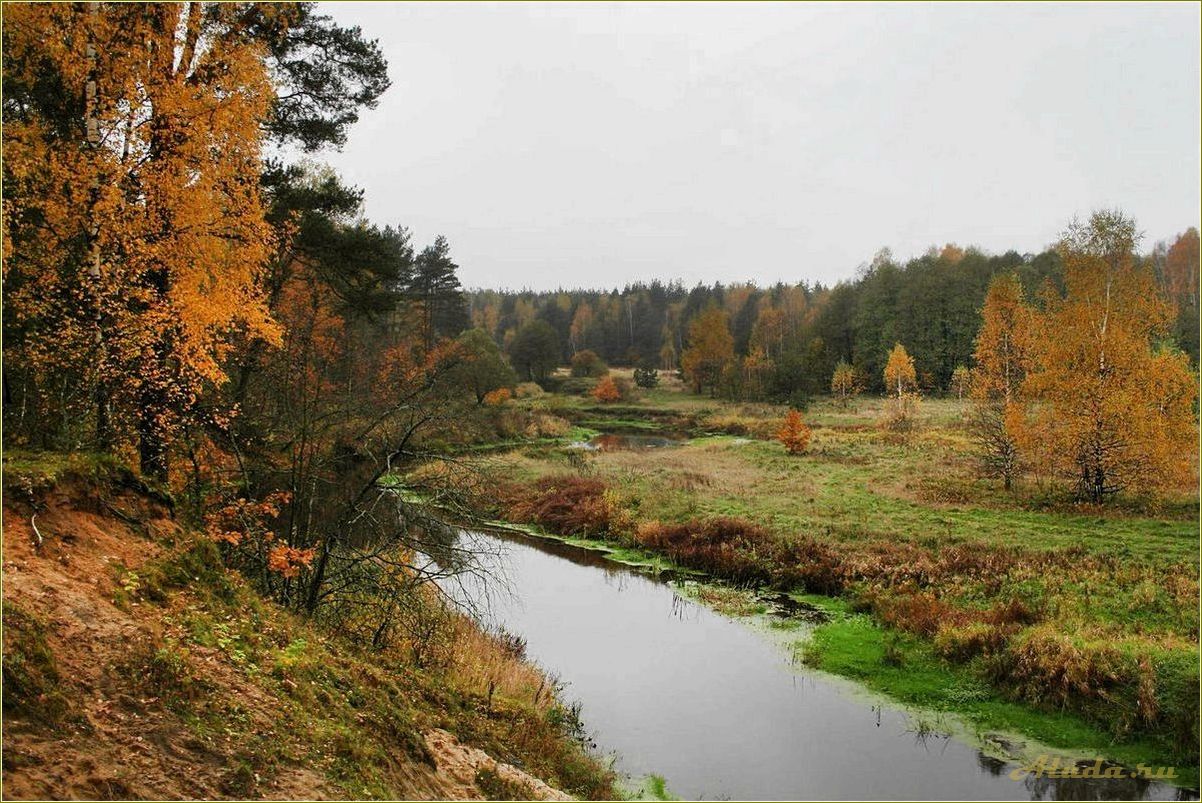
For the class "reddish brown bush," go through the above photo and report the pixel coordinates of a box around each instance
[985,596,1042,626]
[635,517,775,584]
[769,536,845,594]
[505,476,612,536]
[873,590,967,638]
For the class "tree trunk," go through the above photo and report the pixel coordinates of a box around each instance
[304,541,331,614]
[138,404,169,482]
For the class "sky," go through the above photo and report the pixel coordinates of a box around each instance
[312,2,1201,291]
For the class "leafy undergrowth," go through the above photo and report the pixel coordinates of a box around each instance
[1,458,616,800]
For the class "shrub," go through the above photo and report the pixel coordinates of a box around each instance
[482,387,512,405]
[769,536,845,594]
[514,382,545,399]
[634,516,775,584]
[873,590,964,638]
[633,366,659,388]
[776,409,811,454]
[879,390,920,433]
[997,627,1126,715]
[592,375,622,403]
[505,476,612,536]
[570,350,608,378]
[934,622,1010,662]
[984,596,1042,626]
[523,413,570,438]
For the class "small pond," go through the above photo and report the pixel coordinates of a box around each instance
[568,433,684,451]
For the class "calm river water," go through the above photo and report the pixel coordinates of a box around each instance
[448,529,1192,801]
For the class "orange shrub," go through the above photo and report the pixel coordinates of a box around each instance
[873,590,966,637]
[592,375,621,403]
[482,387,512,405]
[776,409,811,454]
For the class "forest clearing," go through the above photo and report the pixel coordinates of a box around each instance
[475,372,1198,784]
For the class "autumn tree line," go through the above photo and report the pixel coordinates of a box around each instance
[760,212,1197,504]
[0,2,1197,641]
[2,3,495,642]
[468,228,1199,403]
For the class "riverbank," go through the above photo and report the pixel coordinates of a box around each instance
[487,518,1196,788]
[467,377,1199,782]
[1,453,616,799]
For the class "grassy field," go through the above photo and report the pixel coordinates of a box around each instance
[479,371,1199,772]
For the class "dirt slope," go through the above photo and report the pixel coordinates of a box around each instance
[1,467,570,800]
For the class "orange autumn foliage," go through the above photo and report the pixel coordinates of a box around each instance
[969,274,1034,489]
[267,545,317,580]
[680,305,735,395]
[830,361,860,407]
[483,387,513,405]
[2,3,284,475]
[1021,211,1198,502]
[592,375,622,403]
[776,409,812,455]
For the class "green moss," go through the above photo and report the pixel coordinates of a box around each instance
[802,608,1197,786]
[1,602,73,725]
[2,450,174,507]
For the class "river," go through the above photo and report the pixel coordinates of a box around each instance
[447,528,1191,801]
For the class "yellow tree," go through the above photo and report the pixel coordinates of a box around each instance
[969,274,1032,489]
[830,361,860,407]
[681,305,735,395]
[3,3,283,478]
[883,343,917,397]
[749,305,787,361]
[1024,211,1198,502]
[741,347,774,400]
[949,365,972,400]
[568,302,595,355]
[1163,227,1199,311]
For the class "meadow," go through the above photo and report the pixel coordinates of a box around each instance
[482,370,1200,772]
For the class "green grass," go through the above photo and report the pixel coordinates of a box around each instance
[621,773,678,801]
[802,603,1197,788]
[489,384,1199,777]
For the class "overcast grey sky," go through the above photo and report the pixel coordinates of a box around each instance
[314,2,1200,291]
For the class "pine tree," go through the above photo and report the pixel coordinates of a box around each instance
[408,235,469,351]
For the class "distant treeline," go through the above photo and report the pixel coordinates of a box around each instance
[467,233,1199,400]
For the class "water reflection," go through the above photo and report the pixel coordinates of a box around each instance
[568,433,685,451]
[449,530,1196,801]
